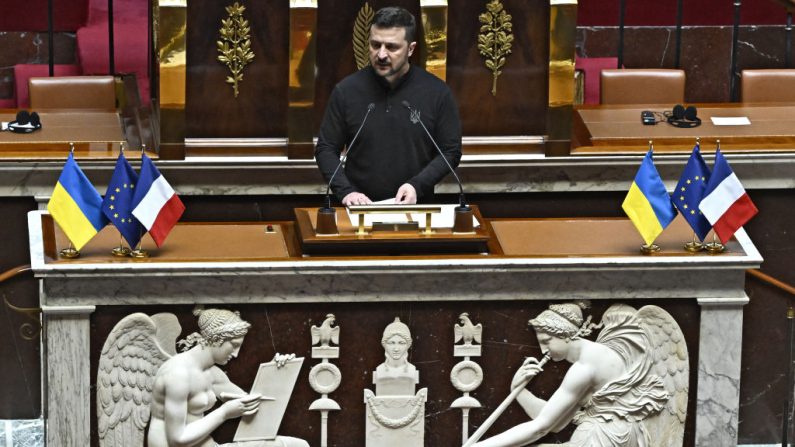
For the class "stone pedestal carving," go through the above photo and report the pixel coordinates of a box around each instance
[364,317,427,447]
[450,312,483,444]
[308,314,342,447]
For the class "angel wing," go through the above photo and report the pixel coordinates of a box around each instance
[97,312,180,447]
[635,305,689,447]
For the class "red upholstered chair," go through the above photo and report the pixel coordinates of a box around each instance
[600,69,686,105]
[741,69,795,103]
[575,57,619,104]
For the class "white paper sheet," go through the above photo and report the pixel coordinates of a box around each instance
[346,199,480,229]
[710,116,751,126]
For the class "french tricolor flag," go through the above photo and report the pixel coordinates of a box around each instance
[132,154,185,247]
[698,150,758,244]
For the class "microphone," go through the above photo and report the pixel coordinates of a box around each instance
[323,102,376,209]
[316,102,374,235]
[401,100,468,209]
[402,100,473,233]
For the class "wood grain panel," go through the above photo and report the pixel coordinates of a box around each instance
[186,0,289,138]
[446,0,549,136]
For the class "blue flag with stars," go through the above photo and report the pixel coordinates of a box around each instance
[674,145,712,241]
[102,153,143,247]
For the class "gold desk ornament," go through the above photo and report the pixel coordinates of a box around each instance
[684,233,704,252]
[640,243,661,255]
[217,2,255,98]
[353,2,374,70]
[478,0,514,96]
[705,234,726,254]
[111,233,132,257]
[60,244,80,259]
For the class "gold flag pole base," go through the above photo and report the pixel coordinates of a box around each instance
[111,246,131,257]
[59,247,80,259]
[704,242,726,254]
[130,248,150,259]
[684,241,704,252]
[640,244,661,255]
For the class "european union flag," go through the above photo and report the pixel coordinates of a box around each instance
[674,145,712,241]
[102,153,143,247]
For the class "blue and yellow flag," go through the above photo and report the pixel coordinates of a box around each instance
[674,145,712,241]
[622,150,678,245]
[47,153,108,250]
[102,153,143,247]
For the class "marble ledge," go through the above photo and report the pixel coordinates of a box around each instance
[2,152,795,198]
[0,419,44,447]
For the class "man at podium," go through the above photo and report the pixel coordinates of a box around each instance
[315,6,462,206]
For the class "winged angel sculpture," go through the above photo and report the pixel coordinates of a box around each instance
[472,302,688,447]
[97,307,308,447]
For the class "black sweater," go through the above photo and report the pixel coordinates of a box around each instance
[315,65,462,202]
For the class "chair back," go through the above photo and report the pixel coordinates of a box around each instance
[600,69,685,105]
[28,75,116,110]
[741,69,795,103]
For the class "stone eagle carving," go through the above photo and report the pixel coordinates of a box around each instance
[454,312,482,345]
[311,313,340,347]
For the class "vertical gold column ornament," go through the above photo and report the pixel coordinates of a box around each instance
[217,2,255,98]
[156,0,187,157]
[420,0,448,81]
[353,2,375,70]
[287,0,318,159]
[546,0,578,156]
[478,0,514,96]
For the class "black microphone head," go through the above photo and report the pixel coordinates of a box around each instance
[367,103,375,111]
[401,100,411,109]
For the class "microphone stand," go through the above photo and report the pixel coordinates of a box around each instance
[316,103,375,235]
[402,101,474,233]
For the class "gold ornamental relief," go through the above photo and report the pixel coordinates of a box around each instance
[353,2,374,70]
[217,2,255,98]
[478,0,514,96]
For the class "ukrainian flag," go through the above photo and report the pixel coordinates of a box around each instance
[622,150,678,245]
[47,153,108,250]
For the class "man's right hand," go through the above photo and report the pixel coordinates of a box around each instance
[342,192,373,206]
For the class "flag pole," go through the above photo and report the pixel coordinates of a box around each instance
[639,140,661,255]
[110,143,131,256]
[58,146,81,258]
[685,139,704,251]
[704,139,726,254]
[130,144,150,259]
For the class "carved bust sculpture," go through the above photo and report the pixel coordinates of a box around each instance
[374,317,418,396]
[471,301,688,447]
[97,307,308,447]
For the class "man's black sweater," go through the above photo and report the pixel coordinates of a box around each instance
[315,65,462,202]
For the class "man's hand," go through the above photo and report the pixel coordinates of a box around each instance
[342,192,373,206]
[394,183,417,204]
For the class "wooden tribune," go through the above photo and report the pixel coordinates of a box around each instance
[294,205,491,256]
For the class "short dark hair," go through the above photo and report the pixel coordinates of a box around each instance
[372,6,416,43]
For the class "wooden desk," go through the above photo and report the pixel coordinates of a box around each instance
[0,110,126,158]
[572,103,795,154]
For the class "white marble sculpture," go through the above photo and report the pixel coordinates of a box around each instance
[308,314,342,447]
[468,301,689,447]
[451,312,484,443]
[96,307,308,447]
[364,317,427,446]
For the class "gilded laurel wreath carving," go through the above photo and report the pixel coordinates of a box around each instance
[217,2,255,98]
[478,0,514,96]
[353,2,375,70]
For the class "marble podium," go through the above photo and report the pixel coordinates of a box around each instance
[27,211,762,446]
